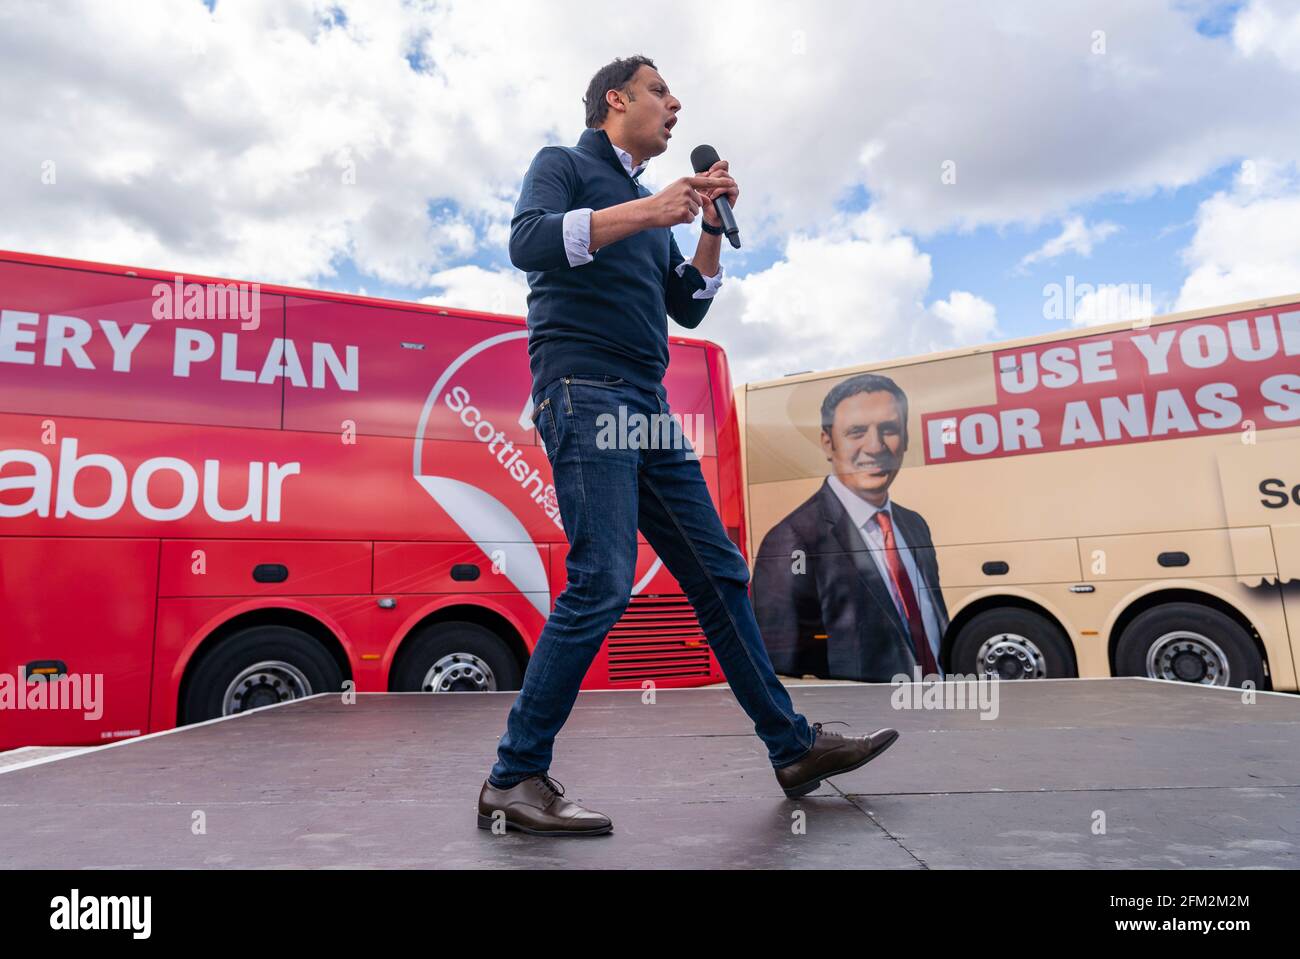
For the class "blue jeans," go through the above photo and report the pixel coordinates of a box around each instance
[488,372,815,788]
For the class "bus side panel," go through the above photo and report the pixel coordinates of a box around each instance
[0,411,516,543]
[1281,584,1300,689]
[0,260,284,430]
[0,537,157,748]
[703,342,745,555]
[665,344,717,458]
[158,539,373,596]
[282,296,537,443]
[940,582,1103,676]
[375,541,547,595]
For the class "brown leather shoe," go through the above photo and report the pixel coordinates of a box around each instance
[476,774,613,836]
[774,721,900,798]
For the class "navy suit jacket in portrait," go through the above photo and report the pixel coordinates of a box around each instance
[752,477,950,682]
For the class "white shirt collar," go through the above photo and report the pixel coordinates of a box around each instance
[826,473,893,532]
[610,141,648,179]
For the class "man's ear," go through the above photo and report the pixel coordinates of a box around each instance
[606,89,625,114]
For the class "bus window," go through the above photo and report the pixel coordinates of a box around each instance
[0,260,283,430]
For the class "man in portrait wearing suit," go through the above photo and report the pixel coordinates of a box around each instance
[752,372,949,682]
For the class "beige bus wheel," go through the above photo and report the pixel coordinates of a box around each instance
[949,608,1076,680]
[1114,603,1265,689]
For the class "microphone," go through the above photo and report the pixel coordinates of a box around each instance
[690,144,741,249]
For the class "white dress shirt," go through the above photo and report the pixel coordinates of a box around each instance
[825,473,944,676]
[560,142,725,299]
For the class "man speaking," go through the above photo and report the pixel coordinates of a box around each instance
[478,55,899,836]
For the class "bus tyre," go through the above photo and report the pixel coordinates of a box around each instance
[181,625,343,724]
[391,621,522,693]
[949,608,1076,680]
[1114,602,1265,689]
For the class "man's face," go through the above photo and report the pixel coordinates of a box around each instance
[819,390,908,505]
[614,65,681,159]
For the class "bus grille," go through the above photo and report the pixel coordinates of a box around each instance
[606,595,714,683]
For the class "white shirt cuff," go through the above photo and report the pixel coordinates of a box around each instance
[562,208,594,267]
[675,260,725,299]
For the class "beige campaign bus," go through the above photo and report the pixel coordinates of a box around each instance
[735,294,1300,691]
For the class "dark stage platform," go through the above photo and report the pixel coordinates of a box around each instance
[1,678,1297,869]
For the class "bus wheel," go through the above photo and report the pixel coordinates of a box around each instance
[1114,603,1265,688]
[391,622,522,694]
[949,608,1076,680]
[182,625,344,723]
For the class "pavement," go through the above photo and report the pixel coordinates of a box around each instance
[0,677,1296,869]
[0,747,87,770]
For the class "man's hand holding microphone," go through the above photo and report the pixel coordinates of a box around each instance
[640,164,739,229]
[589,150,740,265]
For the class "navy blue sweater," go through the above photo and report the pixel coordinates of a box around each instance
[508,127,712,397]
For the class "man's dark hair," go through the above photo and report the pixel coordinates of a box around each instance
[820,372,910,440]
[583,55,657,128]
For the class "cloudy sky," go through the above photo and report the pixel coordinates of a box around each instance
[5,0,1300,385]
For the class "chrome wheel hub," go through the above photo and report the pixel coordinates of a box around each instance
[222,660,313,714]
[422,653,496,693]
[1146,630,1229,686]
[976,633,1047,679]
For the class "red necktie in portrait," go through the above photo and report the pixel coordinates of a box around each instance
[873,510,940,677]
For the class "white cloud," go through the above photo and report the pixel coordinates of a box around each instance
[1018,216,1120,270]
[419,264,529,316]
[931,290,999,340]
[1233,0,1300,66]
[0,0,579,286]
[686,211,998,385]
[1175,161,1300,310]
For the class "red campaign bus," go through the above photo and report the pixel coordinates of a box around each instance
[0,250,747,750]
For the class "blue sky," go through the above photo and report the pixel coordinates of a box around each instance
[919,163,1238,340]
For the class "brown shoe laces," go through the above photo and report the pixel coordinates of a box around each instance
[533,774,566,803]
[813,720,851,739]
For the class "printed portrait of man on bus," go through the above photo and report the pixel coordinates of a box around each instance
[752,372,950,681]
